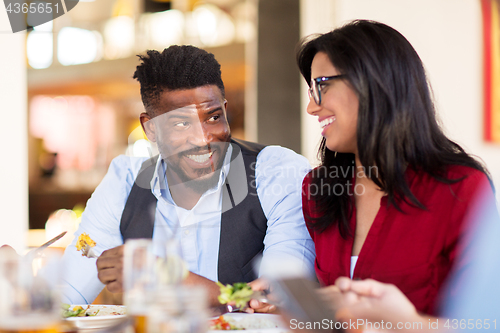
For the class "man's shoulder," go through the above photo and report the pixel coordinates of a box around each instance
[231,138,266,156]
[258,145,310,167]
[106,155,152,180]
[252,144,311,182]
[231,138,308,164]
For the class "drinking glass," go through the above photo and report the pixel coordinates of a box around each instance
[124,238,190,333]
[155,238,187,286]
[123,239,157,333]
[147,286,208,333]
[0,252,61,333]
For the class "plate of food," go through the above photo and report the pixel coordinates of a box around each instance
[209,313,289,332]
[63,304,127,330]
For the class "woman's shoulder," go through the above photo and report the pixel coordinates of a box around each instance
[411,165,492,205]
[406,165,492,208]
[302,168,322,219]
[443,165,491,193]
[302,169,314,201]
[302,166,331,193]
[411,164,489,186]
[444,164,487,180]
[302,167,320,187]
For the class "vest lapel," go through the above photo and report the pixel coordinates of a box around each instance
[120,156,158,240]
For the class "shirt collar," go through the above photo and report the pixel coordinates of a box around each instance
[150,144,233,202]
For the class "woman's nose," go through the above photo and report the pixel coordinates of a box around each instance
[306,97,321,115]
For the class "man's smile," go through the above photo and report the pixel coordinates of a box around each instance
[176,145,219,170]
[186,151,213,163]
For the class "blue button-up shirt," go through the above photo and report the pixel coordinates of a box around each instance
[61,145,315,304]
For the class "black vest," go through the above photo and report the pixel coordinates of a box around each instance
[119,139,267,284]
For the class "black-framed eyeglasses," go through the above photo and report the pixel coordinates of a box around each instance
[308,75,346,106]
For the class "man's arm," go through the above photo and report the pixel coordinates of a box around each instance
[248,147,315,313]
[61,155,144,304]
[255,146,316,278]
[95,245,222,308]
[184,272,221,307]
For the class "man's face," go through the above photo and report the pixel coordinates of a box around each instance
[140,85,231,193]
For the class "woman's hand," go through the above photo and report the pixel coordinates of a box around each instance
[324,277,426,332]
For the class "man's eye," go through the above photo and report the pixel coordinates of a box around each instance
[208,115,220,123]
[174,121,189,128]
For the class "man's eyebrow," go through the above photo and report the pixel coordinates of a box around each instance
[206,107,223,115]
[166,113,191,119]
[163,108,196,117]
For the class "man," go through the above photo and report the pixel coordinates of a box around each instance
[61,45,315,307]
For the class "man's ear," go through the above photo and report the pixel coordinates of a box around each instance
[223,99,228,119]
[140,112,157,142]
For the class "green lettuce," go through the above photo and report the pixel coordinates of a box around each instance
[216,282,254,309]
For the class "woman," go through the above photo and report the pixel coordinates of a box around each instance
[298,20,496,315]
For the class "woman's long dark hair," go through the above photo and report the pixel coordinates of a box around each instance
[297,20,492,237]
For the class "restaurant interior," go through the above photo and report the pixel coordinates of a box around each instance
[0,0,500,317]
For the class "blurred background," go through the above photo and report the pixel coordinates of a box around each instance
[0,0,499,253]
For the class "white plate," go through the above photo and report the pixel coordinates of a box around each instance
[209,313,290,333]
[65,305,127,330]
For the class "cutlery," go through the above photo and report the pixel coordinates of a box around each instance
[27,231,67,256]
[81,243,99,258]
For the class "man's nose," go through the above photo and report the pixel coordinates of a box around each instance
[189,122,212,146]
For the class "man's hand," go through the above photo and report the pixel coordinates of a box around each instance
[247,278,277,314]
[96,245,124,293]
[183,272,222,307]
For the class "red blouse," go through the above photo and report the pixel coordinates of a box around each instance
[302,165,496,315]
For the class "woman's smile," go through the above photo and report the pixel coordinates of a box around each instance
[319,116,336,136]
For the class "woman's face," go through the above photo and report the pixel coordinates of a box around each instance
[307,52,359,155]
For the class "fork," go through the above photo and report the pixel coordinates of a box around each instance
[81,244,99,258]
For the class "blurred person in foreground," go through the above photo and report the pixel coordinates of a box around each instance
[319,187,500,332]
[298,19,497,316]
[61,45,315,308]
[0,245,18,258]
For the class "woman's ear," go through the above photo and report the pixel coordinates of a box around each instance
[140,113,157,142]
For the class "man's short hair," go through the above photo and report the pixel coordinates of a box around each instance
[133,45,225,115]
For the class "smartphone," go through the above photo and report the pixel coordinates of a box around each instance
[273,277,344,332]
